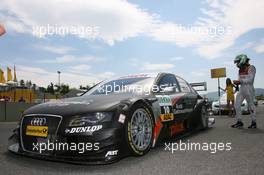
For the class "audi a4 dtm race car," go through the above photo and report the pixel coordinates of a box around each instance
[8,72,215,164]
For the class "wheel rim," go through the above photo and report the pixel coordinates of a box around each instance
[201,106,208,127]
[130,108,153,151]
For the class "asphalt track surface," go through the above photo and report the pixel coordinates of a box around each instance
[1,105,264,175]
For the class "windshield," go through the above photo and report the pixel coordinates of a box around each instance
[85,77,155,95]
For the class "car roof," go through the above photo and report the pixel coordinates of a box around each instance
[116,73,159,79]
[116,72,182,80]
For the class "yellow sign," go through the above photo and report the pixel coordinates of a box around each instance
[13,65,17,82]
[160,113,174,122]
[211,68,226,78]
[7,67,12,81]
[26,125,48,137]
[0,69,5,83]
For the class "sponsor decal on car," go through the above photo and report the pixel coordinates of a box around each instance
[156,95,174,122]
[118,114,126,124]
[26,125,48,137]
[173,108,193,114]
[153,118,163,146]
[170,122,185,136]
[160,113,174,121]
[171,95,184,105]
[175,104,183,110]
[30,117,47,126]
[105,150,118,157]
[65,125,102,134]
[157,95,172,106]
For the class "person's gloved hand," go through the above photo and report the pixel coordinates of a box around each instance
[233,80,240,85]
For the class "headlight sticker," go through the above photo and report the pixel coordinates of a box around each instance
[118,114,126,124]
[69,112,112,126]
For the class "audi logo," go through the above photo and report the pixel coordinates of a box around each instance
[30,118,47,126]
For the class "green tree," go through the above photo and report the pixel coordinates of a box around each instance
[26,80,32,88]
[32,83,37,91]
[38,86,46,93]
[60,84,70,95]
[79,85,91,90]
[46,82,55,94]
[256,95,264,100]
[55,84,61,93]
[20,79,25,87]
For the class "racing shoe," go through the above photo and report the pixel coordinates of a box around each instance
[231,121,244,128]
[248,121,257,129]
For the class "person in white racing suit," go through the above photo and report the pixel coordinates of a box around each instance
[231,54,257,128]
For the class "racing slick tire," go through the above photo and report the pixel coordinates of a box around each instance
[125,102,154,156]
[200,105,209,130]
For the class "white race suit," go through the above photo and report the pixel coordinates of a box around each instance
[235,65,256,122]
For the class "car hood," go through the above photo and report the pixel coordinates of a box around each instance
[24,93,145,117]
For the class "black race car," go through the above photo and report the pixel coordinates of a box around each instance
[8,72,214,164]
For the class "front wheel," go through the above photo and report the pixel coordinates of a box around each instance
[125,103,154,156]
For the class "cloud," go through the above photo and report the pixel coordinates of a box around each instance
[254,44,264,53]
[71,64,91,71]
[142,63,175,71]
[169,56,184,61]
[17,65,50,75]
[149,0,264,59]
[16,65,57,86]
[15,64,114,87]
[97,72,116,79]
[70,64,91,74]
[149,22,208,47]
[222,61,235,68]
[37,55,99,64]
[195,0,264,58]
[35,45,75,54]
[1,0,263,59]
[191,71,205,77]
[191,69,209,77]
[0,0,155,45]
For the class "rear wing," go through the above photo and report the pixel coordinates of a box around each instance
[189,82,207,91]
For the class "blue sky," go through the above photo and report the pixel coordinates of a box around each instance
[0,0,264,92]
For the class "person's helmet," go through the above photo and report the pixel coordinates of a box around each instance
[234,54,250,68]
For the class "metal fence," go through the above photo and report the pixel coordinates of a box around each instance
[0,102,38,122]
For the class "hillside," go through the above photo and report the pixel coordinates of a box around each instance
[206,88,264,101]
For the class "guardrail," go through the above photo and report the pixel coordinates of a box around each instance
[0,102,38,122]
